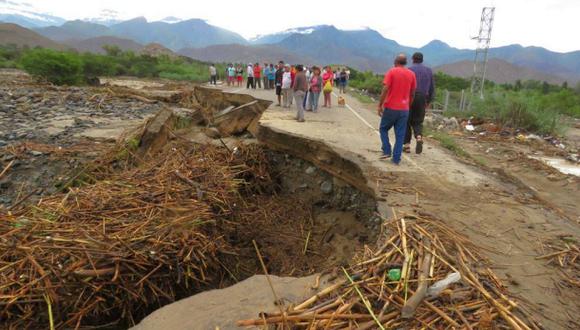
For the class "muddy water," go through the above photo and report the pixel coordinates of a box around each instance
[530,156,580,176]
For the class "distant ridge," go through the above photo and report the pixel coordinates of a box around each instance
[1,11,579,82]
[35,17,247,50]
[434,58,569,85]
[179,44,315,65]
[64,36,143,54]
[0,23,65,49]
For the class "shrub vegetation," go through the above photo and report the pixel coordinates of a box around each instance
[0,44,223,85]
[347,67,580,134]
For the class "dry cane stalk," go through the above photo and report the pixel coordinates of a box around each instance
[252,240,288,329]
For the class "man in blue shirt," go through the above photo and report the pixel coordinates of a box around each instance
[405,52,434,154]
[268,63,276,89]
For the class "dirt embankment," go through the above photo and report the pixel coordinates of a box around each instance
[216,85,579,329]
[0,73,382,328]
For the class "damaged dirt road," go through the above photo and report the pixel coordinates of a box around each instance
[1,70,578,329]
[212,85,579,329]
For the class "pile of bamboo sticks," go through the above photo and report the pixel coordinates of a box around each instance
[238,215,541,329]
[0,141,283,328]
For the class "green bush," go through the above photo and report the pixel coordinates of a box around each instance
[470,90,565,134]
[158,61,204,81]
[433,72,470,91]
[349,69,383,95]
[9,45,226,85]
[0,44,22,68]
[81,53,117,78]
[19,48,83,85]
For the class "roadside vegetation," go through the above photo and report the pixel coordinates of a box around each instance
[0,44,223,85]
[348,68,580,135]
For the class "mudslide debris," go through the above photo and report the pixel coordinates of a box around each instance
[238,216,541,329]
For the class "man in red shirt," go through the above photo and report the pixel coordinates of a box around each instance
[253,63,262,89]
[377,53,417,165]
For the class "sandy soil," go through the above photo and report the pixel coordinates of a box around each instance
[132,274,327,330]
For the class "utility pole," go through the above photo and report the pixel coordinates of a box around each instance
[470,7,495,99]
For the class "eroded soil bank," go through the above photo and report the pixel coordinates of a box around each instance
[1,108,380,328]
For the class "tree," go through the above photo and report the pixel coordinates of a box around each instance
[81,53,117,78]
[102,45,121,57]
[19,48,82,85]
[541,81,550,94]
[562,81,568,89]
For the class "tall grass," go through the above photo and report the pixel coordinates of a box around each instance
[347,67,579,135]
[469,89,571,135]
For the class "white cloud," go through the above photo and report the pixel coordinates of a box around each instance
[7,0,580,52]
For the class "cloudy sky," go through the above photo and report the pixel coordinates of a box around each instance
[6,0,580,52]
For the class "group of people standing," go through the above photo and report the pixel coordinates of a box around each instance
[210,62,350,123]
[274,63,350,122]
[208,52,433,167]
[215,63,278,89]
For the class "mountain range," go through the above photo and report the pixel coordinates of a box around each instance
[434,58,568,85]
[34,17,247,50]
[1,9,579,83]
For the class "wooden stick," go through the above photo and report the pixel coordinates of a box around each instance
[0,160,14,180]
[402,238,432,318]
[342,267,385,330]
[357,311,399,330]
[237,313,374,326]
[252,240,287,328]
[534,249,570,260]
[294,280,346,311]
[454,307,474,330]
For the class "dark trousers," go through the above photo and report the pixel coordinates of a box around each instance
[210,75,217,85]
[255,77,262,88]
[405,92,427,144]
[246,77,255,89]
[380,108,409,164]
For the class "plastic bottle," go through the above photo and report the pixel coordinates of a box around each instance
[427,272,461,297]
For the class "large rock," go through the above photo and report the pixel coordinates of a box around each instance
[213,101,268,137]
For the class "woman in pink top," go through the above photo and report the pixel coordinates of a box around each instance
[322,66,334,108]
[308,66,323,112]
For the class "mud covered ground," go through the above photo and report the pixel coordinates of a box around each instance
[0,70,169,207]
[2,70,579,329]
[220,84,579,329]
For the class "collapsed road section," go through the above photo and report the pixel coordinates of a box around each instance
[0,86,379,329]
[0,84,542,329]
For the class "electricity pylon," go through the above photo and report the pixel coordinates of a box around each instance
[470,7,495,99]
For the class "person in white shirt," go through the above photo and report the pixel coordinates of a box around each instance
[209,64,217,85]
[281,64,293,108]
[246,63,255,89]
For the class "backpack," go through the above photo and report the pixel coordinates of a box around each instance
[323,80,333,93]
